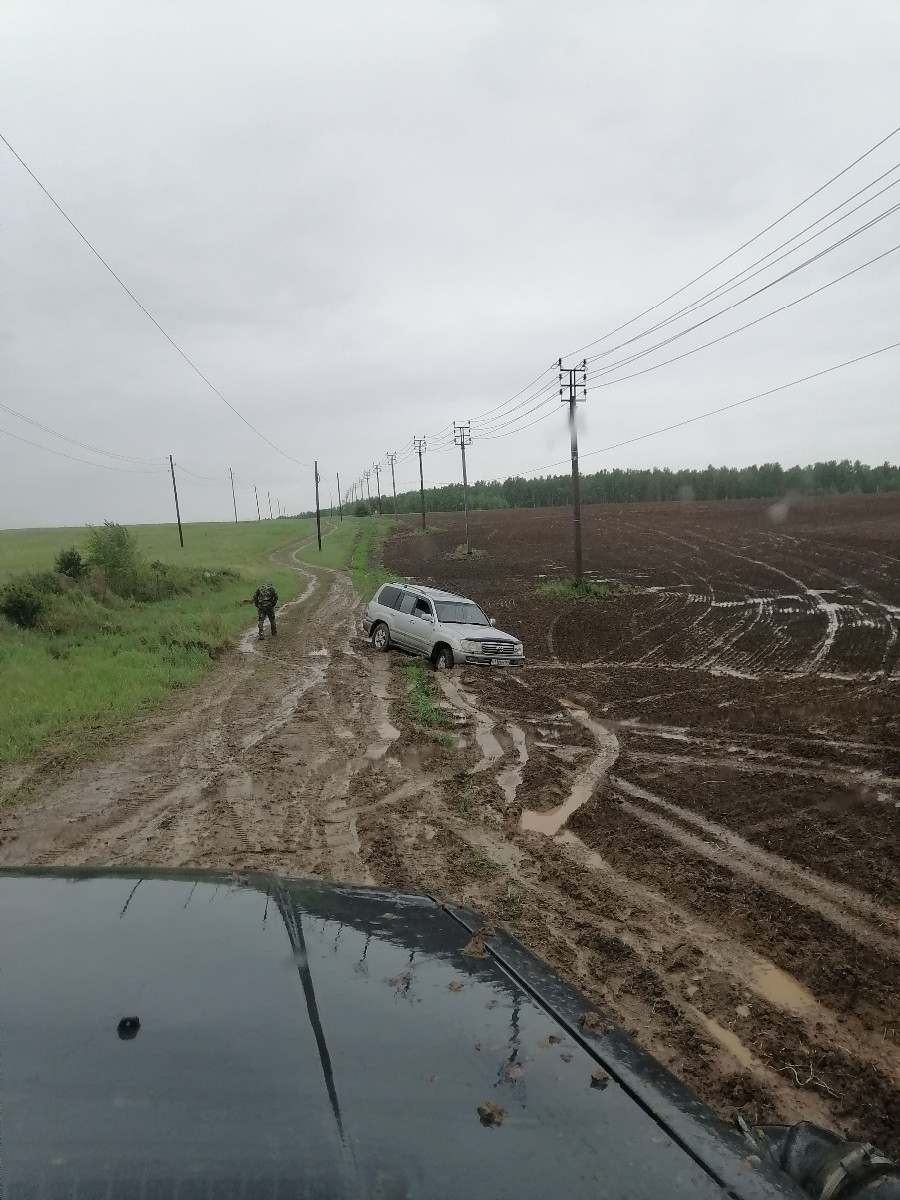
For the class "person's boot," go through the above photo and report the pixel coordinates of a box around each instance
[272,624,277,636]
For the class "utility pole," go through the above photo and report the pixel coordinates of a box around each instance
[229,467,238,523]
[560,357,588,583]
[454,422,472,555]
[364,470,372,510]
[387,452,398,515]
[336,472,343,521]
[254,485,261,521]
[314,460,322,551]
[168,455,184,548]
[373,463,382,517]
[414,437,427,531]
[268,491,273,520]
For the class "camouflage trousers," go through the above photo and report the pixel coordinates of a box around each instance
[257,604,277,635]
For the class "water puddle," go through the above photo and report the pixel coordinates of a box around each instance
[753,963,816,1012]
[699,1015,756,1069]
[556,829,607,871]
[366,722,401,760]
[520,703,619,836]
[437,675,503,772]
[495,723,528,806]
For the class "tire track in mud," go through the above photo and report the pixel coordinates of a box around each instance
[409,665,900,1154]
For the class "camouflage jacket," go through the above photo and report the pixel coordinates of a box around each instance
[253,584,278,610]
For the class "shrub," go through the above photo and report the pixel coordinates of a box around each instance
[55,547,85,579]
[85,522,140,584]
[0,584,43,628]
[354,502,371,517]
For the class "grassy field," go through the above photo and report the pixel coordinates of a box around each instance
[0,518,315,583]
[0,518,319,775]
[0,515,400,780]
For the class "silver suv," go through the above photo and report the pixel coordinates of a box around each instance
[363,583,525,670]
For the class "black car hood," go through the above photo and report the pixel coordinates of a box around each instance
[0,869,805,1200]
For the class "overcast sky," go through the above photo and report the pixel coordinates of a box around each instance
[2,0,898,528]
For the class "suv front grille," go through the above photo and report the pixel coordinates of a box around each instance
[475,641,516,655]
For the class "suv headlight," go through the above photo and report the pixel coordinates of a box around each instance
[460,639,480,653]
[514,643,524,654]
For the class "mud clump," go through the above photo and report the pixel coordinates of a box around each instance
[448,979,465,992]
[478,1100,507,1126]
[387,972,412,989]
[591,1068,610,1089]
[580,1011,606,1033]
[462,925,495,958]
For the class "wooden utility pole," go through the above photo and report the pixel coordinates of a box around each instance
[229,467,238,523]
[268,491,273,519]
[364,471,372,510]
[454,421,472,555]
[254,485,261,521]
[387,451,398,515]
[559,357,587,583]
[373,463,383,516]
[336,472,343,521]
[314,460,322,551]
[169,455,184,548]
[414,437,427,530]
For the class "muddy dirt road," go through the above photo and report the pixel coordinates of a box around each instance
[2,505,899,1157]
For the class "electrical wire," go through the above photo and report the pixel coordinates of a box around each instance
[0,425,169,472]
[0,130,310,468]
[587,242,900,391]
[522,340,900,476]
[562,122,900,361]
[0,400,164,464]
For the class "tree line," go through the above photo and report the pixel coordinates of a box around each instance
[347,459,899,515]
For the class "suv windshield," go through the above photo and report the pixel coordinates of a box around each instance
[434,601,489,626]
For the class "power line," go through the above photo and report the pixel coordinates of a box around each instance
[523,340,900,476]
[0,425,168,473]
[562,121,900,361]
[587,242,900,392]
[0,400,163,464]
[0,130,310,469]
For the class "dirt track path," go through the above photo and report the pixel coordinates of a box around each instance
[2,537,899,1156]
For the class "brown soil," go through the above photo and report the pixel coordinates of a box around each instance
[1,495,898,1156]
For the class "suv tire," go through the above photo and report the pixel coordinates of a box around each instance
[371,623,391,652]
[433,646,454,671]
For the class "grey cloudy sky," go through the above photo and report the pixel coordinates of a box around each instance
[2,0,898,527]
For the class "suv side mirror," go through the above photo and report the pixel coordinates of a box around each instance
[489,617,497,627]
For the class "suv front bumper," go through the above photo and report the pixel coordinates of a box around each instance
[464,653,525,667]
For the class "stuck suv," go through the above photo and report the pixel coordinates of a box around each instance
[363,582,524,669]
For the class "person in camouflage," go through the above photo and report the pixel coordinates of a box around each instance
[253,582,278,638]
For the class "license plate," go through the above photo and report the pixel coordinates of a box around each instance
[490,657,508,667]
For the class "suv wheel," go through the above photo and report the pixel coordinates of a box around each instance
[371,623,391,652]
[433,646,454,671]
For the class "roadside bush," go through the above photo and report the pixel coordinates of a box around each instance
[85,522,140,588]
[354,502,371,517]
[55,547,85,579]
[0,583,44,628]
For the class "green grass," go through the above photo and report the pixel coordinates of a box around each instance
[449,544,486,560]
[0,518,316,583]
[291,515,397,601]
[0,518,319,776]
[538,577,635,600]
[468,847,498,877]
[403,662,453,729]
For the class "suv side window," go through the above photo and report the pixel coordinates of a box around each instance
[378,585,402,609]
[412,598,432,620]
[397,591,418,615]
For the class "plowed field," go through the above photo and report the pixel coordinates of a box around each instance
[382,494,900,1152]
